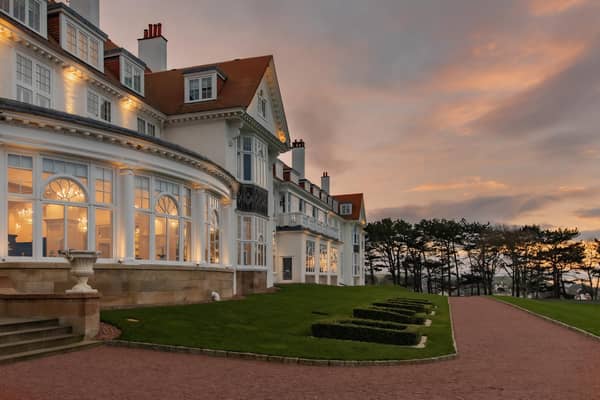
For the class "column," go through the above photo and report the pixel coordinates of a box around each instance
[197,189,207,264]
[0,144,6,258]
[221,197,236,267]
[119,168,135,262]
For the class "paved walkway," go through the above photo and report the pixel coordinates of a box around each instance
[1,297,599,400]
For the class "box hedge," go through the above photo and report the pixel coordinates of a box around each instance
[373,302,431,313]
[353,307,427,325]
[369,306,416,316]
[311,322,421,346]
[387,298,432,305]
[339,318,408,331]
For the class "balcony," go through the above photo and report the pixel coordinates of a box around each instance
[277,212,340,240]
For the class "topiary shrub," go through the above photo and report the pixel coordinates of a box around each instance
[339,318,408,331]
[311,322,421,346]
[374,302,431,313]
[353,307,427,325]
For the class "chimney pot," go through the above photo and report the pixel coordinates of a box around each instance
[144,29,149,39]
[158,23,162,36]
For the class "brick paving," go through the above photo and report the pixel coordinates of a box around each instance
[1,297,599,400]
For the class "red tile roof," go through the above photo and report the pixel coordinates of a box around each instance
[334,193,365,221]
[144,55,272,115]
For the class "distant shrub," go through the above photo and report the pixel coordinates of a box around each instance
[353,307,427,325]
[311,322,420,346]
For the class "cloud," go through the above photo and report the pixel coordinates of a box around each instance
[407,177,508,193]
[529,0,587,16]
[574,208,600,219]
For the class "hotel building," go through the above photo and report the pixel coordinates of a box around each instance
[0,0,366,307]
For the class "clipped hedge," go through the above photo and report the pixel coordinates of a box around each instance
[369,306,416,316]
[373,302,430,313]
[311,322,421,346]
[339,318,408,331]
[353,307,427,325]
[388,298,432,305]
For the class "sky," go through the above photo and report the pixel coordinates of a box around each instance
[97,0,600,236]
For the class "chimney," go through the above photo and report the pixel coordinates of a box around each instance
[321,171,330,194]
[138,23,168,72]
[292,139,305,180]
[68,0,100,27]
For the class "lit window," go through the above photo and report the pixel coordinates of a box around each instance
[42,178,88,257]
[8,154,33,195]
[330,247,338,273]
[8,200,33,257]
[95,208,112,258]
[134,212,149,260]
[319,244,328,273]
[205,193,220,264]
[305,240,315,273]
[134,176,150,209]
[95,167,112,204]
[42,158,88,186]
[154,195,179,261]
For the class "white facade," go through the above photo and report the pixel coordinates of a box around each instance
[0,1,365,300]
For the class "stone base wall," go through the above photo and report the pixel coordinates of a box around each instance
[235,270,267,296]
[0,263,234,308]
[0,293,100,338]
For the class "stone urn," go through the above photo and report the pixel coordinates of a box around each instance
[60,250,100,294]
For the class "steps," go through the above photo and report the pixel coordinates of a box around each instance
[0,318,100,364]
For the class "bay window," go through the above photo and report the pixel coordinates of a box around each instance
[237,214,267,267]
[236,136,268,188]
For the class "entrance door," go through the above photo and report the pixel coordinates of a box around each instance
[282,257,293,281]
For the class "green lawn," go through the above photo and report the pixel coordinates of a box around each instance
[101,284,455,361]
[495,296,600,336]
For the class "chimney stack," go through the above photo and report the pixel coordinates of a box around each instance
[138,23,168,72]
[321,171,330,194]
[292,139,306,180]
[68,0,100,27]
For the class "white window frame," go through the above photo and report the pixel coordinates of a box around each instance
[305,240,315,273]
[60,15,103,71]
[86,89,112,123]
[257,89,268,120]
[236,136,268,188]
[184,72,217,103]
[121,56,145,95]
[15,52,52,108]
[0,0,46,37]
[137,117,157,137]
[340,203,353,216]
[237,214,268,268]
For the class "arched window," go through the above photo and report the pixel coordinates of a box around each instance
[154,195,179,261]
[207,210,219,264]
[42,177,88,257]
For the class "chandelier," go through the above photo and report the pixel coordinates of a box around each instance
[17,208,33,224]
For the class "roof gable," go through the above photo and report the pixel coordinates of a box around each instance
[144,55,272,115]
[334,193,366,222]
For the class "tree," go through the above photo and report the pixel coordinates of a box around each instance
[580,240,600,300]
[538,228,583,298]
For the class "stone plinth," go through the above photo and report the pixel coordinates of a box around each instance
[0,293,100,338]
[236,270,268,296]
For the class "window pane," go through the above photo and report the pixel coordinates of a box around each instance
[44,178,86,202]
[101,100,111,122]
[183,221,191,262]
[87,91,99,116]
[79,32,89,61]
[134,176,150,209]
[14,0,25,22]
[134,212,149,260]
[16,86,33,104]
[95,208,112,258]
[8,155,33,194]
[43,204,64,257]
[189,79,199,101]
[66,24,77,54]
[155,217,167,260]
[137,118,146,135]
[67,206,88,251]
[16,54,32,85]
[28,0,40,31]
[243,154,252,181]
[155,195,178,215]
[201,77,212,99]
[95,167,112,204]
[167,218,179,261]
[90,39,99,67]
[7,201,33,257]
[0,0,9,12]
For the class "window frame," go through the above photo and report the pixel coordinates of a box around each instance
[236,213,268,268]
[0,0,45,36]
[121,56,145,95]
[61,15,103,70]
[15,52,52,108]
[236,135,268,188]
[87,89,112,123]
[184,72,217,103]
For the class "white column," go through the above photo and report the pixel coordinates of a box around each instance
[119,168,135,262]
[221,197,236,267]
[197,189,207,264]
[0,144,6,258]
[300,235,306,283]
[314,237,320,284]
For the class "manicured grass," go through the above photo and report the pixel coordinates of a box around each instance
[101,284,455,361]
[495,296,600,336]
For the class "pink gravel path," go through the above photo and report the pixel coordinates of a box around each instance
[1,297,599,400]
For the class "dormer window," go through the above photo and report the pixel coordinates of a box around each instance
[1,0,45,35]
[63,20,102,70]
[258,89,268,119]
[122,58,144,95]
[185,73,216,103]
[340,203,353,216]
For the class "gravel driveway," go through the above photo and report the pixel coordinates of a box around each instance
[1,297,599,400]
